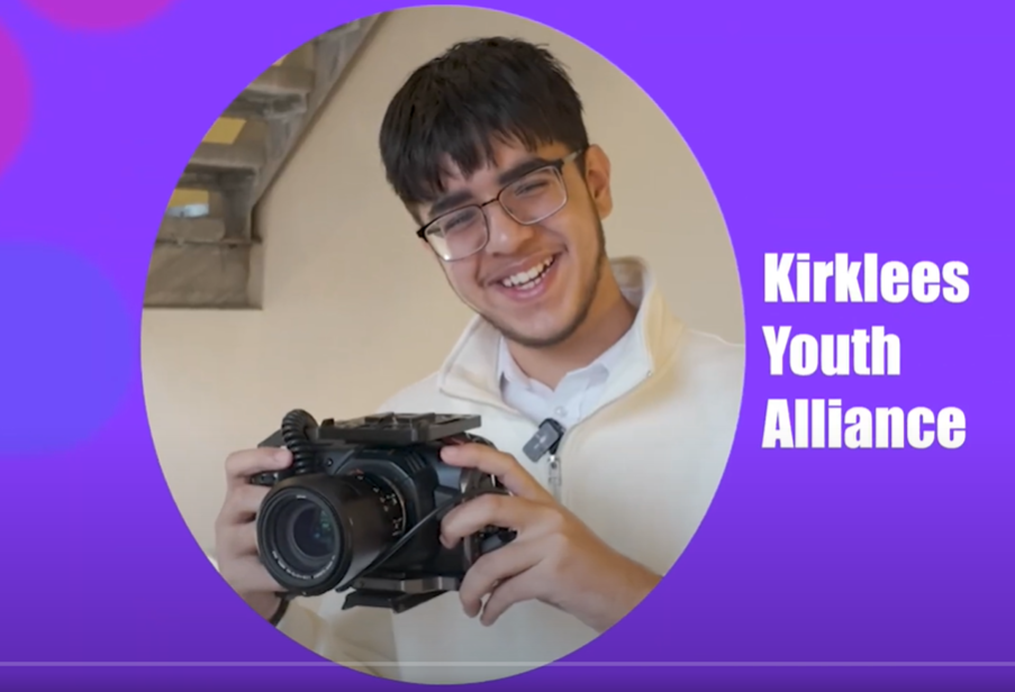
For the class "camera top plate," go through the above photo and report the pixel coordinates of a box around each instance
[315,413,482,446]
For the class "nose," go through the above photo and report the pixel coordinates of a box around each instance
[483,203,535,255]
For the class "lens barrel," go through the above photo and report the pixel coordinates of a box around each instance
[256,473,404,596]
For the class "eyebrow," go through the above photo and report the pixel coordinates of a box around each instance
[425,155,555,221]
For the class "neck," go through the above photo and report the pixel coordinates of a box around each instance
[507,264,637,390]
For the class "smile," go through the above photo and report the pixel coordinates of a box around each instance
[498,255,557,290]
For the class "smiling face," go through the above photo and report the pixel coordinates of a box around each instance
[378,37,615,348]
[418,140,614,348]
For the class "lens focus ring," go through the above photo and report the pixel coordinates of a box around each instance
[256,474,405,596]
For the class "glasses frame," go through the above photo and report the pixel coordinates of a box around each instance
[415,149,585,262]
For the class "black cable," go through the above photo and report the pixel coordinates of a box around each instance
[280,409,318,476]
[336,486,510,592]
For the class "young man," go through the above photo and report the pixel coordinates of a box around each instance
[213,37,744,685]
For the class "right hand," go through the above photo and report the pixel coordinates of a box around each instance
[213,446,293,621]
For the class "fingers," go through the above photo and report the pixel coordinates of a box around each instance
[215,449,289,601]
[480,572,540,626]
[215,501,280,599]
[217,483,269,529]
[440,443,551,501]
[219,555,284,594]
[218,447,287,555]
[225,447,291,489]
[458,539,541,618]
[441,494,544,547]
[215,519,259,561]
[233,522,259,557]
[214,484,268,563]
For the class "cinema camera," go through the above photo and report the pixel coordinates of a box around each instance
[249,410,516,613]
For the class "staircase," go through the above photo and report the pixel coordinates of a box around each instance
[146,14,385,309]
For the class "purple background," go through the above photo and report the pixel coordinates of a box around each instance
[1,0,1013,688]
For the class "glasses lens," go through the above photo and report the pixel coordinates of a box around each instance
[502,168,566,224]
[426,206,488,260]
[423,167,567,261]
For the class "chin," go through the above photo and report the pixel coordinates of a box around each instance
[493,314,580,349]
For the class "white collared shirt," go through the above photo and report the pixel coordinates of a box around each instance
[496,323,637,428]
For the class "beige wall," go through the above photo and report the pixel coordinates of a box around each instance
[141,6,745,554]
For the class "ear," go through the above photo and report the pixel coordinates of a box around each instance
[581,145,613,220]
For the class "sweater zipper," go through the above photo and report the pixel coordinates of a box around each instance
[542,367,655,504]
[547,451,562,502]
[545,426,574,504]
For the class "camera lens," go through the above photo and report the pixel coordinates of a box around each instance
[291,504,335,557]
[257,474,406,596]
[274,500,338,571]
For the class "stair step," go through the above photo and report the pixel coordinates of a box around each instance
[146,242,257,308]
[245,65,314,98]
[224,92,307,121]
[178,168,254,192]
[157,215,227,244]
[190,142,264,172]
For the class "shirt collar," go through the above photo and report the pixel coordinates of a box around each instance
[437,256,685,410]
[496,315,634,396]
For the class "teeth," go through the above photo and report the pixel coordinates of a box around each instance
[500,257,554,289]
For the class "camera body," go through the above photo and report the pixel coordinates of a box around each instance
[250,410,515,614]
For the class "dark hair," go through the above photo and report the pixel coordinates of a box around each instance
[379,36,589,211]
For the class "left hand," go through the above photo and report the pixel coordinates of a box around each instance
[439,442,661,632]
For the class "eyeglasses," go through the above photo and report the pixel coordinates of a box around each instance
[415,149,584,262]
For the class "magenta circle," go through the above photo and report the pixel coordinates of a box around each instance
[21,0,177,31]
[0,23,31,178]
